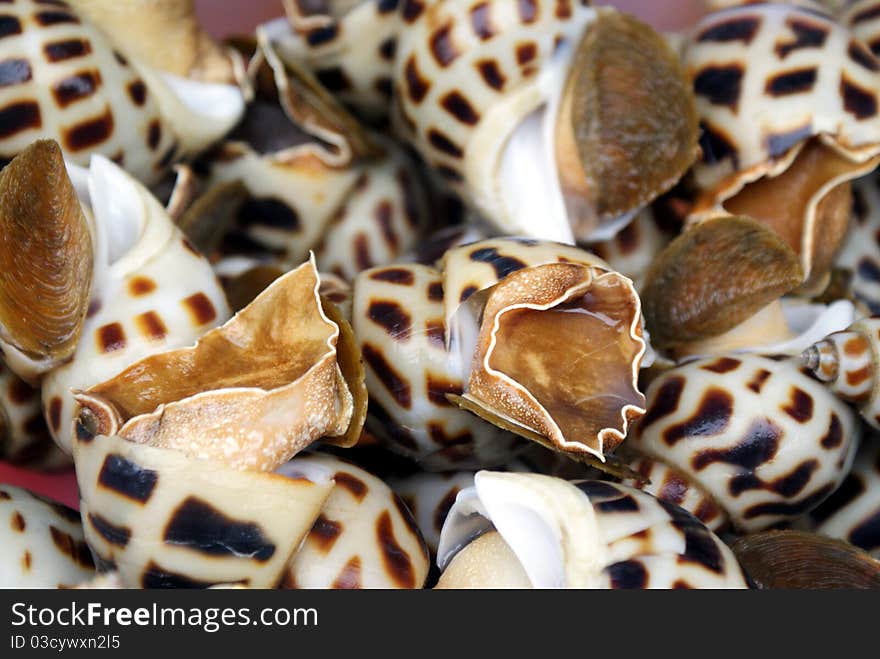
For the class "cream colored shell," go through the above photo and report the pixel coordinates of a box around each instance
[629,353,859,532]
[836,172,880,315]
[683,4,880,193]
[437,473,749,588]
[0,0,242,184]
[352,262,524,470]
[267,2,402,120]
[279,452,429,589]
[0,360,68,468]
[41,157,229,453]
[392,0,595,235]
[74,433,333,588]
[810,437,880,557]
[0,485,94,588]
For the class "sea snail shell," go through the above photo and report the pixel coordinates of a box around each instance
[808,437,880,557]
[393,1,698,243]
[435,473,748,589]
[263,0,403,122]
[625,352,860,532]
[0,485,95,588]
[38,151,230,453]
[0,0,243,184]
[684,4,880,293]
[352,237,646,470]
[279,453,429,589]
[802,315,880,430]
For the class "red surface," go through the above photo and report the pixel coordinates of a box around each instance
[0,0,707,506]
[0,462,79,509]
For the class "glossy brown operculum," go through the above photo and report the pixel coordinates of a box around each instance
[465,262,645,460]
[556,9,699,241]
[0,141,93,376]
[640,216,803,352]
[723,138,875,295]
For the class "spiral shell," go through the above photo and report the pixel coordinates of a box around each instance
[279,453,429,589]
[684,4,880,291]
[202,34,429,282]
[41,155,229,453]
[73,432,333,588]
[436,473,748,588]
[0,0,243,184]
[0,485,94,587]
[808,437,880,556]
[352,261,523,470]
[0,361,67,468]
[392,470,477,555]
[392,1,697,242]
[353,237,646,468]
[266,1,403,121]
[627,352,859,532]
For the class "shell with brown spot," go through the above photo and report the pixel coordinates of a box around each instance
[264,0,404,122]
[0,361,69,469]
[835,172,880,315]
[0,485,94,587]
[38,155,230,453]
[201,31,429,283]
[683,4,880,294]
[436,473,748,588]
[74,258,364,471]
[353,238,646,469]
[624,352,859,532]
[806,436,880,557]
[392,1,698,243]
[351,260,525,471]
[278,453,429,589]
[801,315,880,431]
[73,432,333,588]
[0,0,243,185]
[390,470,477,556]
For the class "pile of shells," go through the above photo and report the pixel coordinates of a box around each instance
[3,0,880,589]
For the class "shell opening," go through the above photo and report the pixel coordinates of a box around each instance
[437,472,605,588]
[464,264,646,460]
[497,39,577,245]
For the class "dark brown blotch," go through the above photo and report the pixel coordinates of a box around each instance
[64,106,114,151]
[335,471,368,501]
[96,322,126,353]
[663,388,735,446]
[782,387,814,423]
[376,510,415,588]
[308,514,342,554]
[693,64,744,112]
[697,16,761,44]
[44,38,91,62]
[163,497,276,561]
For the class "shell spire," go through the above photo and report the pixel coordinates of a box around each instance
[802,317,880,427]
